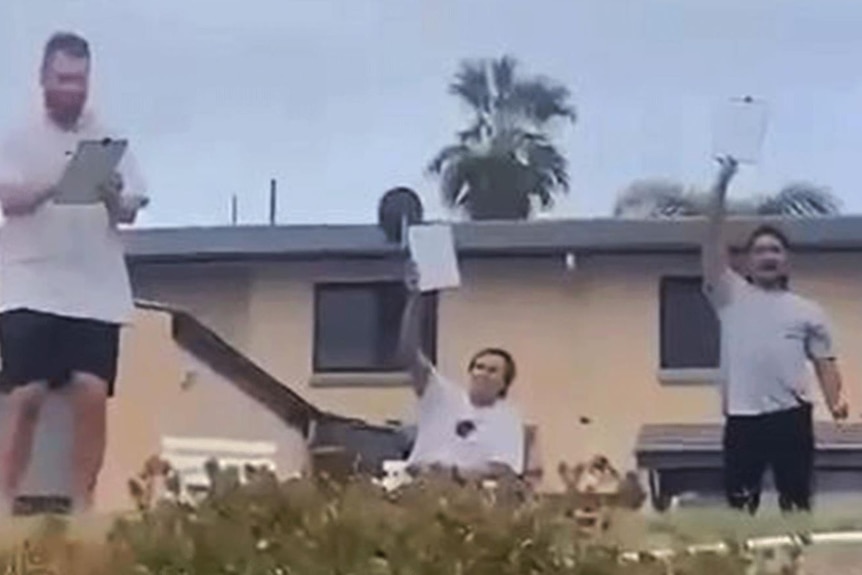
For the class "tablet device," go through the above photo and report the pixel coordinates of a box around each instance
[55,138,128,205]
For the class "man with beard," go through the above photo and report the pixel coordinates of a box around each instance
[0,32,149,514]
[703,156,849,514]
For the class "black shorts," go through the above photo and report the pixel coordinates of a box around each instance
[723,403,814,513]
[0,309,120,397]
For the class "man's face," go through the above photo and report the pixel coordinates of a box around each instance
[747,233,789,287]
[41,51,90,126]
[468,352,508,406]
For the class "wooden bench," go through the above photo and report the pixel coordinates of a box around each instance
[635,422,862,511]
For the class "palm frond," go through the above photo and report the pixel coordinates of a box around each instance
[432,56,575,220]
[449,60,491,115]
[490,55,518,106]
[520,132,569,190]
[756,182,840,217]
[613,179,702,218]
[613,178,841,219]
[439,151,484,208]
[510,80,577,125]
[456,117,490,145]
[439,163,469,208]
[426,144,471,175]
[463,156,532,219]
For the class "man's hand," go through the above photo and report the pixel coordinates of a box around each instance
[121,194,150,211]
[715,156,739,190]
[107,194,148,225]
[100,172,149,224]
[98,172,124,203]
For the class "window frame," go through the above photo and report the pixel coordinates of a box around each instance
[312,281,438,376]
[657,275,721,385]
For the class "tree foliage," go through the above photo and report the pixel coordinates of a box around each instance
[429,56,575,220]
[613,178,840,218]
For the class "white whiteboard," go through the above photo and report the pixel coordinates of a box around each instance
[408,223,461,292]
[712,97,768,164]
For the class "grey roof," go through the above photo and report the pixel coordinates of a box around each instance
[123,216,862,263]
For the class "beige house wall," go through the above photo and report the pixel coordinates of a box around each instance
[97,308,308,512]
[132,263,253,349]
[131,251,862,491]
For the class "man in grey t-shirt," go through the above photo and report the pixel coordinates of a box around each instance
[703,157,849,513]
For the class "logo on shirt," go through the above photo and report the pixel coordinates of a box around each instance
[455,419,476,438]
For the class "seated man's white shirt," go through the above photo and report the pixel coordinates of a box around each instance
[407,367,525,475]
[0,110,144,324]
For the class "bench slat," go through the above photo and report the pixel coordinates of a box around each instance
[637,423,862,454]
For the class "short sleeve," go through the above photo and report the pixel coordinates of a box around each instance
[703,267,747,309]
[485,408,525,475]
[805,304,835,360]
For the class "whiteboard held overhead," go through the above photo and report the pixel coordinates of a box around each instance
[711,97,768,165]
[408,223,461,292]
[55,138,128,205]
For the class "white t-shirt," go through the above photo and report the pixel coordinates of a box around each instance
[407,367,525,474]
[706,269,835,416]
[0,110,145,324]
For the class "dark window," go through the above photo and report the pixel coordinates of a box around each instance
[659,277,720,369]
[313,282,437,372]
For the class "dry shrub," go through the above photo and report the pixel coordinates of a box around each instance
[0,456,807,574]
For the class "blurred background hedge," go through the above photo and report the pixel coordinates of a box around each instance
[0,459,821,574]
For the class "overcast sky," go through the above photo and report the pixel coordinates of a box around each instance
[1,0,860,227]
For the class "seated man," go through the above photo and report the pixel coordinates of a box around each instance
[398,263,525,480]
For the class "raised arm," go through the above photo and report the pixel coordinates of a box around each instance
[702,156,739,307]
[396,260,432,395]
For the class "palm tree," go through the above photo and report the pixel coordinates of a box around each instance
[613,178,840,218]
[428,56,575,220]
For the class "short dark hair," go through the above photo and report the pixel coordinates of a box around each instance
[468,347,517,397]
[744,224,790,253]
[42,32,90,73]
[744,224,791,289]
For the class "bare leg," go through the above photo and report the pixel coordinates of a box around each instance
[65,372,109,513]
[0,382,48,511]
